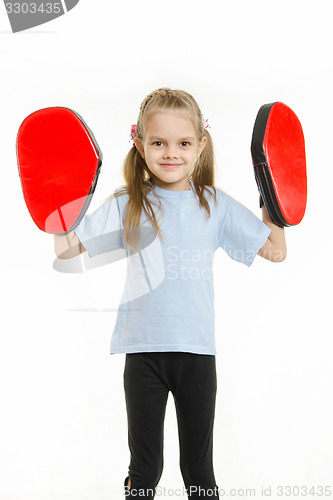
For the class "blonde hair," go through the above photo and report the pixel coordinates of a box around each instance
[114,88,218,251]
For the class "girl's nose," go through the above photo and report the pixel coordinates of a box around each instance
[164,146,179,158]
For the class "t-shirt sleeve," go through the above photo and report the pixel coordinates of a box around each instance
[218,192,271,267]
[74,194,123,258]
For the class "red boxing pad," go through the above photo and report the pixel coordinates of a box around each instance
[17,107,102,234]
[251,102,307,226]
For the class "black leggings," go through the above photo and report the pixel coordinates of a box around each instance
[123,352,219,499]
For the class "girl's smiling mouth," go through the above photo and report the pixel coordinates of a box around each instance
[160,163,183,168]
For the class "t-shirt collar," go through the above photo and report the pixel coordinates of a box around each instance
[152,179,195,198]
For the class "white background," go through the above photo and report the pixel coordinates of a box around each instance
[1,1,332,499]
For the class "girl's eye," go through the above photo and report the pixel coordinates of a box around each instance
[152,141,190,147]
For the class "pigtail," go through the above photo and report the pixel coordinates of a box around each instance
[114,146,164,252]
[191,129,218,217]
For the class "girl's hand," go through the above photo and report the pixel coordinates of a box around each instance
[258,205,287,262]
[54,231,85,259]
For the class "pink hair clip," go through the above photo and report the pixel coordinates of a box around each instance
[130,124,137,145]
[202,116,210,129]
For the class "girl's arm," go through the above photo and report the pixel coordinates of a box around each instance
[258,205,287,262]
[54,231,86,259]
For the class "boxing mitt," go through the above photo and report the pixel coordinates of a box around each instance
[251,102,307,227]
[16,107,102,234]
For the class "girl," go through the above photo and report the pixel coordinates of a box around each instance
[54,88,286,499]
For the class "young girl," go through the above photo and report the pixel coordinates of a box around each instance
[54,88,286,499]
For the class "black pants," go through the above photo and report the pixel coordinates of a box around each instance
[123,352,218,499]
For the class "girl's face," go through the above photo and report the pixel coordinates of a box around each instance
[135,108,207,191]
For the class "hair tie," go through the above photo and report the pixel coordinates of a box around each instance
[202,116,210,130]
[130,124,137,146]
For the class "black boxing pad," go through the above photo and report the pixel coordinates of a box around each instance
[251,102,307,226]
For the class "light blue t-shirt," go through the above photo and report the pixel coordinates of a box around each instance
[74,179,271,355]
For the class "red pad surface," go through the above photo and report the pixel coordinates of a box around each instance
[17,107,102,234]
[251,102,307,226]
